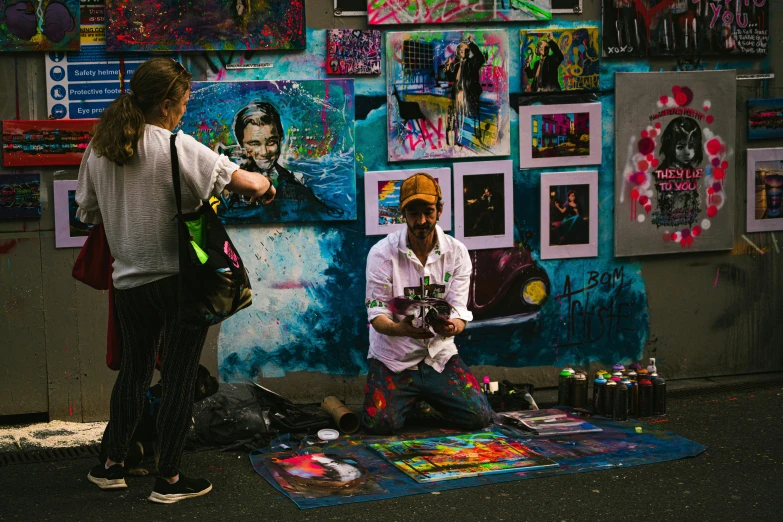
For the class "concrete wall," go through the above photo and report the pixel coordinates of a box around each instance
[1,0,782,421]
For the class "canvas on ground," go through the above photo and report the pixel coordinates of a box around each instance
[540,170,598,260]
[386,29,510,162]
[454,160,513,250]
[746,148,783,233]
[614,71,736,256]
[519,102,601,169]
[179,80,356,225]
[364,168,451,236]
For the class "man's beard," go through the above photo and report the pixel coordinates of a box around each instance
[408,221,436,240]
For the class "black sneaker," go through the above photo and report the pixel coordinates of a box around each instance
[148,475,212,504]
[87,463,127,490]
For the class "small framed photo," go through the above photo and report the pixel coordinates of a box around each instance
[454,160,514,251]
[540,170,598,260]
[334,0,366,16]
[746,148,783,233]
[54,180,92,248]
[552,0,582,14]
[364,168,452,236]
[748,99,783,140]
[519,102,602,169]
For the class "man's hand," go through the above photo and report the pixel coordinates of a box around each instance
[395,316,435,340]
[431,318,465,338]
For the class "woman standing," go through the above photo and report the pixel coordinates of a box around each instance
[78,58,275,503]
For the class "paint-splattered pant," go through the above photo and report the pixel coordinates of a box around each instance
[361,356,492,435]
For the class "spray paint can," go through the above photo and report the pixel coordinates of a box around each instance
[558,369,573,406]
[629,380,639,416]
[621,378,633,414]
[652,377,667,415]
[638,379,653,417]
[647,358,657,375]
[483,376,491,394]
[614,383,629,421]
[602,381,617,417]
[637,368,649,382]
[593,376,607,415]
[612,363,625,374]
[570,373,588,409]
[629,362,642,372]
[627,370,638,382]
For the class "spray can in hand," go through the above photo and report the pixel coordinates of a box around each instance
[652,376,667,415]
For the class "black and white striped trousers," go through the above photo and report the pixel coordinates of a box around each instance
[102,275,208,478]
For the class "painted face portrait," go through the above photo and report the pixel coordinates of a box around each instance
[242,122,281,173]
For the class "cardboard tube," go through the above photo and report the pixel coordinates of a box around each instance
[321,396,360,434]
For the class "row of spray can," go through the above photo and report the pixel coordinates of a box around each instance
[557,358,666,422]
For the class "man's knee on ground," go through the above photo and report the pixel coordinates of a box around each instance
[453,407,492,430]
[361,409,405,435]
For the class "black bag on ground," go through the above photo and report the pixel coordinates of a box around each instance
[170,134,252,327]
[188,383,273,446]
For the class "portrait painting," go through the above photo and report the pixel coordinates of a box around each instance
[747,99,783,141]
[179,80,356,224]
[364,168,452,236]
[368,0,552,25]
[0,0,79,51]
[453,160,513,251]
[386,29,510,162]
[746,148,783,233]
[540,171,598,260]
[520,27,599,93]
[0,173,41,220]
[519,102,602,168]
[327,29,381,75]
[264,452,384,499]
[615,71,736,256]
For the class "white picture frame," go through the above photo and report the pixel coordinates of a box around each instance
[746,148,783,233]
[54,179,91,248]
[364,168,452,236]
[540,170,598,260]
[454,160,514,250]
[519,102,602,169]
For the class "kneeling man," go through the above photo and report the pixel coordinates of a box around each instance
[362,172,491,434]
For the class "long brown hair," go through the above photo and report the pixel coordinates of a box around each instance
[91,58,193,165]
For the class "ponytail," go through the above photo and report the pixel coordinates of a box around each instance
[91,92,146,165]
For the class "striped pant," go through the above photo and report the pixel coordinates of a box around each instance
[101,275,208,478]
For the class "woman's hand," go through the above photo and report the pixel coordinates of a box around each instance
[250,183,276,205]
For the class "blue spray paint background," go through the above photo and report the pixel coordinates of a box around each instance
[191,23,656,381]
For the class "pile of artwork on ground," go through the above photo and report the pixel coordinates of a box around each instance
[557,358,667,422]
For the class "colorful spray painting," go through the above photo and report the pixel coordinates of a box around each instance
[104,0,305,52]
[615,71,736,256]
[541,171,598,260]
[368,0,552,25]
[386,30,510,162]
[54,179,91,248]
[0,173,40,220]
[747,99,783,141]
[520,27,599,93]
[454,160,514,251]
[0,0,79,51]
[364,168,452,236]
[369,432,558,483]
[497,409,602,436]
[519,102,602,168]
[746,148,783,233]
[602,0,769,58]
[1,119,96,167]
[327,29,381,75]
[178,80,356,224]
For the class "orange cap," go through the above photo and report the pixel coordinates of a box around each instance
[400,172,442,210]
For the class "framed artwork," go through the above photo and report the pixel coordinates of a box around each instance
[746,148,783,233]
[2,119,97,167]
[368,432,557,483]
[264,452,384,499]
[327,29,381,75]
[334,0,366,16]
[179,80,356,224]
[540,171,598,260]
[615,71,736,257]
[552,0,581,14]
[454,160,513,251]
[368,0,552,25]
[602,0,769,58]
[105,0,306,52]
[520,28,599,93]
[519,102,602,169]
[364,168,452,236]
[0,173,41,220]
[386,29,510,162]
[0,0,79,52]
[54,180,92,248]
[747,99,783,141]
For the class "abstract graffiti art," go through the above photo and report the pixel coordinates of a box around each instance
[615,71,736,256]
[497,409,602,436]
[386,30,510,162]
[602,0,769,58]
[2,119,96,167]
[540,171,598,260]
[453,160,514,251]
[0,0,79,51]
[746,148,783,233]
[519,102,602,168]
[178,80,356,224]
[327,29,381,75]
[54,179,92,248]
[747,99,783,141]
[520,27,599,93]
[369,432,558,483]
[0,173,40,220]
[368,0,552,25]
[105,0,306,52]
[364,168,452,236]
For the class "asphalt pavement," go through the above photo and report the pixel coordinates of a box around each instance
[0,379,781,522]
